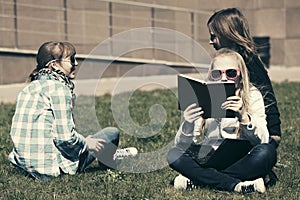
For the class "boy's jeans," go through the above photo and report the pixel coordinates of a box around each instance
[77,127,120,172]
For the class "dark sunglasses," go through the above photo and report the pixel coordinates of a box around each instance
[209,68,240,81]
[45,55,77,67]
[70,55,76,64]
[210,33,217,42]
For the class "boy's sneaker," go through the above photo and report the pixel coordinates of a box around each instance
[234,178,266,194]
[173,175,200,190]
[113,147,138,160]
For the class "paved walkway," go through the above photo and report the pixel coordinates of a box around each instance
[0,66,299,103]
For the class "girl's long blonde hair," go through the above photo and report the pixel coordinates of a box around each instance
[199,48,252,135]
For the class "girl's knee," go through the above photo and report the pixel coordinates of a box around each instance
[250,143,277,167]
[105,127,120,144]
[104,127,120,136]
[167,147,184,167]
[253,143,276,158]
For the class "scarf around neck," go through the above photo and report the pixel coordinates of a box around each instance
[36,68,76,104]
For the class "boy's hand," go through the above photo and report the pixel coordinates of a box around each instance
[86,135,106,152]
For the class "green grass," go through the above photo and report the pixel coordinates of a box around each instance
[0,82,299,199]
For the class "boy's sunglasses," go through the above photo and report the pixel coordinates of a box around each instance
[209,68,240,81]
[58,55,77,65]
[45,55,77,67]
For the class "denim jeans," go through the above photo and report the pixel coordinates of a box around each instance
[167,143,277,191]
[77,127,120,172]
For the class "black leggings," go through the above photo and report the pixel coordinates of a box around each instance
[167,143,277,191]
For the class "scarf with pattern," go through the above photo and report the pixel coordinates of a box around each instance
[36,68,76,105]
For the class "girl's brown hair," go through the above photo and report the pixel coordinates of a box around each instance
[28,41,76,81]
[207,8,256,62]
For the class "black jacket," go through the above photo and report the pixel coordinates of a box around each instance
[246,54,281,137]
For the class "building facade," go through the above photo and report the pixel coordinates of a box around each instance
[0,0,299,84]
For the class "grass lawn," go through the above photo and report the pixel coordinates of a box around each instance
[0,82,299,199]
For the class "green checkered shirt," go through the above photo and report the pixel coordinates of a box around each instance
[9,69,87,178]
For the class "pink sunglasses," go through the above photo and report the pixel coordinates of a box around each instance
[209,68,240,81]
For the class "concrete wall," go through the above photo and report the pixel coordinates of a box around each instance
[0,0,299,84]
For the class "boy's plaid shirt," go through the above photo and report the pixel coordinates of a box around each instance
[9,70,87,178]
